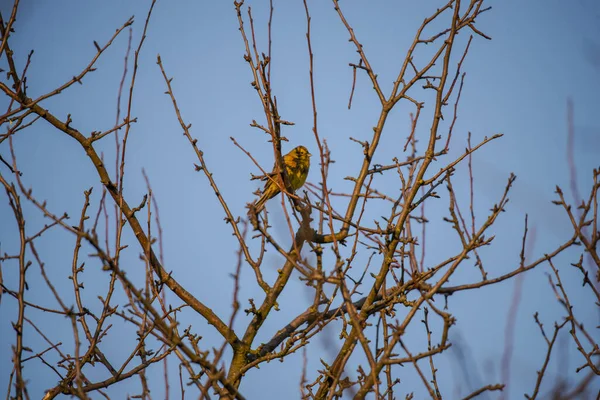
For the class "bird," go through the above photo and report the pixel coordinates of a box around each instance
[253,145,311,212]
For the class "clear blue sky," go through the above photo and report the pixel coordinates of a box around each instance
[1,1,599,398]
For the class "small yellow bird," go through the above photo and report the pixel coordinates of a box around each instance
[254,146,312,212]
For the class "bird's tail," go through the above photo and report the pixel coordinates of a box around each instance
[253,198,265,213]
[251,177,279,214]
[253,191,270,213]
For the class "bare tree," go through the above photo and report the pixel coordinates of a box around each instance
[1,1,598,399]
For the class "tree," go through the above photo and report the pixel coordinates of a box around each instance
[1,1,598,399]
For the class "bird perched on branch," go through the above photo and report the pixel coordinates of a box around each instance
[253,145,311,212]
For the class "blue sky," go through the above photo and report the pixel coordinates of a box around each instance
[1,0,599,398]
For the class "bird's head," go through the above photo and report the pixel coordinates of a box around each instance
[293,145,312,160]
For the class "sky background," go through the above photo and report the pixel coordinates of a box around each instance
[1,0,599,398]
